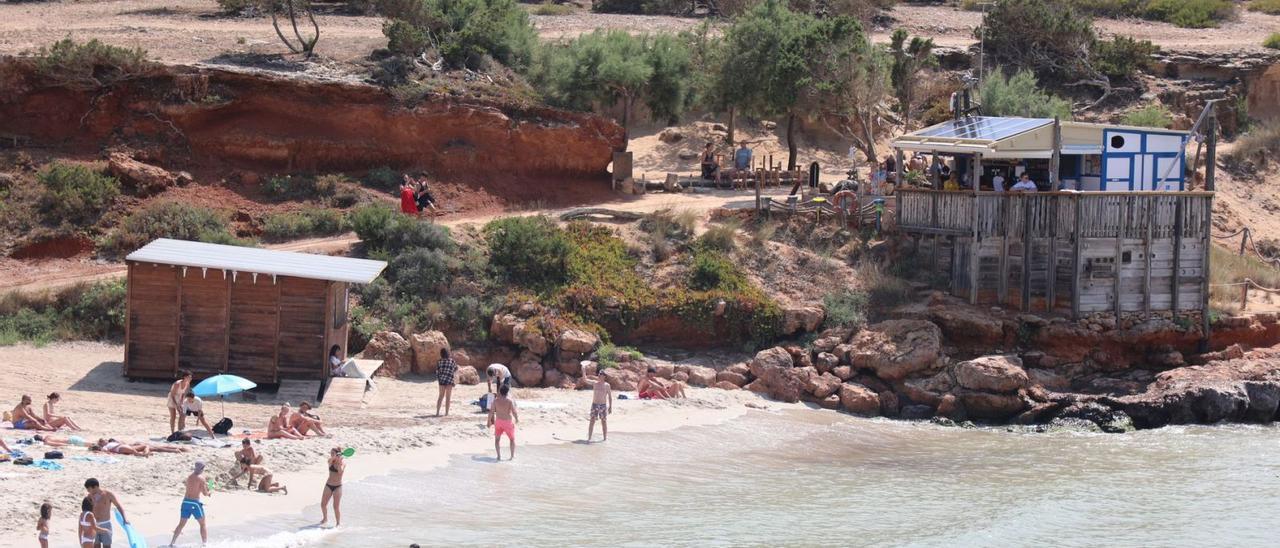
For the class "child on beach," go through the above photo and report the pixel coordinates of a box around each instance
[85,477,127,548]
[43,392,83,431]
[167,370,193,435]
[169,461,211,547]
[229,438,266,487]
[436,348,457,416]
[78,496,103,548]
[36,502,50,548]
[487,385,519,461]
[588,370,612,442]
[320,447,346,527]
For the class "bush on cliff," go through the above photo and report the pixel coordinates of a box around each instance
[485,216,571,292]
[1142,0,1234,28]
[379,0,538,70]
[261,208,347,242]
[1252,0,1280,15]
[36,162,120,228]
[1265,33,1280,50]
[33,38,151,90]
[977,69,1072,120]
[0,279,126,346]
[1122,105,1174,128]
[99,201,246,257]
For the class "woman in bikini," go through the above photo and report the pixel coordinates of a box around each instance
[268,406,304,440]
[43,392,83,431]
[10,395,54,431]
[33,433,88,447]
[319,446,345,527]
[78,496,103,548]
[36,502,50,548]
[91,438,189,457]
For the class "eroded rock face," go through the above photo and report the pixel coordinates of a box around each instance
[455,365,480,385]
[409,330,450,374]
[513,358,544,387]
[108,152,175,196]
[782,306,825,335]
[839,383,881,416]
[557,329,599,354]
[847,320,943,381]
[929,307,1006,348]
[953,355,1028,393]
[359,331,412,378]
[955,389,1025,420]
[685,366,717,387]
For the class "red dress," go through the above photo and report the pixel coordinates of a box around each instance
[400,186,416,214]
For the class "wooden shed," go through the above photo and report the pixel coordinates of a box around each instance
[123,238,386,384]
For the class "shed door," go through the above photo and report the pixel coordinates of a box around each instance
[1102,130,1142,191]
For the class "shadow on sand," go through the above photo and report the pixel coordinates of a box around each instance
[67,361,168,397]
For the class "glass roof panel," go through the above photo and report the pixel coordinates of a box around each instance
[914,116,1053,141]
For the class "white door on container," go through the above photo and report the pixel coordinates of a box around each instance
[1105,156,1132,190]
[1134,154,1155,191]
[1152,155,1181,191]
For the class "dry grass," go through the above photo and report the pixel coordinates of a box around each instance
[1209,245,1280,311]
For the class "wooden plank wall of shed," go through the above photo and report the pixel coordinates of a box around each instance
[228,274,279,383]
[125,263,179,378]
[323,282,349,377]
[277,277,329,379]
[178,268,230,376]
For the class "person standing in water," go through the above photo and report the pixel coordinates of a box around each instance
[85,477,126,548]
[487,385,519,461]
[169,461,211,547]
[587,369,612,442]
[320,447,345,527]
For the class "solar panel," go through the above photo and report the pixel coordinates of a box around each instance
[914,117,1052,141]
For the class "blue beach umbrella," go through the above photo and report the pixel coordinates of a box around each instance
[191,374,257,419]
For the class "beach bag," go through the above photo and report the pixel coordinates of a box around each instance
[13,457,33,466]
[166,431,192,442]
[212,417,234,435]
[478,393,494,413]
[43,451,63,460]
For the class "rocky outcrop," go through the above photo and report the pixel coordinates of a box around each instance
[409,330,450,374]
[107,152,183,196]
[1115,348,1280,428]
[782,306,825,335]
[953,355,1028,393]
[839,383,880,416]
[513,357,544,387]
[847,320,942,381]
[557,329,599,355]
[358,331,412,378]
[455,365,480,385]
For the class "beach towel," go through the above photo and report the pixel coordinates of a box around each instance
[71,455,121,464]
[31,459,63,471]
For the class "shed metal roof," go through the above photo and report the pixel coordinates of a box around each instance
[893,117,1188,158]
[126,238,387,284]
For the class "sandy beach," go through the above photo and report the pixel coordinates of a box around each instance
[0,342,778,547]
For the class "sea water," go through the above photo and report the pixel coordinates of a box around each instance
[191,410,1280,547]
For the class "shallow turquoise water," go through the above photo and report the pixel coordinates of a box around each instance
[190,410,1280,547]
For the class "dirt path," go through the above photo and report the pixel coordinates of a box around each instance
[0,187,791,295]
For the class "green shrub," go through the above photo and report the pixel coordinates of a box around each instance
[389,247,455,297]
[689,250,749,292]
[445,295,496,339]
[978,69,1072,119]
[1142,0,1234,28]
[362,166,402,191]
[596,342,642,369]
[1251,0,1280,14]
[485,216,571,291]
[0,279,126,346]
[349,203,452,254]
[1225,122,1280,168]
[1122,104,1174,128]
[100,201,243,256]
[1068,0,1145,17]
[216,0,263,13]
[1094,35,1157,83]
[823,289,868,329]
[591,0,683,14]
[36,162,119,226]
[261,208,346,242]
[33,38,150,90]
[531,2,575,15]
[263,174,338,201]
[348,204,399,250]
[1265,33,1280,50]
[379,0,538,70]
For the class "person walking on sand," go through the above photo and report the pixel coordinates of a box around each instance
[167,370,193,435]
[79,497,104,548]
[86,477,126,548]
[436,348,457,416]
[36,501,50,548]
[320,447,345,527]
[43,392,83,431]
[487,385,519,461]
[587,370,612,442]
[11,394,54,431]
[169,461,211,547]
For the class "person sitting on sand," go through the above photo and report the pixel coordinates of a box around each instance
[43,392,82,431]
[638,367,687,400]
[399,178,418,215]
[228,438,267,487]
[587,369,612,442]
[487,385,519,461]
[168,370,194,435]
[700,141,719,180]
[33,433,88,447]
[268,406,304,440]
[0,436,11,453]
[91,438,189,457]
[179,392,216,438]
[486,363,512,393]
[11,395,54,431]
[415,180,439,216]
[257,468,288,494]
[290,401,326,436]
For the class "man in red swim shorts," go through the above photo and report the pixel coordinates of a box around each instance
[487,385,519,461]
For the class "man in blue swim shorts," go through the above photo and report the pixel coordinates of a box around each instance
[170,461,211,546]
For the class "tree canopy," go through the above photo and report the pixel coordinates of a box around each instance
[379,0,537,70]
[977,69,1073,120]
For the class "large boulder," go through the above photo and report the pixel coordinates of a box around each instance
[513,358,545,387]
[358,331,413,378]
[953,355,1028,393]
[782,306,825,335]
[832,365,854,381]
[557,329,599,354]
[955,389,1026,420]
[602,367,638,391]
[929,306,1006,347]
[557,357,585,377]
[749,347,794,378]
[839,383,881,416]
[1027,368,1070,391]
[543,369,565,388]
[900,371,954,406]
[108,152,176,197]
[490,314,521,344]
[409,330,450,374]
[686,366,717,387]
[513,323,550,356]
[714,380,741,391]
[847,320,943,381]
[757,367,804,403]
[814,352,840,374]
[717,370,748,387]
[455,365,480,385]
[807,372,842,399]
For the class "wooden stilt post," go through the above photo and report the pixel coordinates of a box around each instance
[1050,117,1062,190]
[1047,194,1058,311]
[755,168,762,211]
[1071,194,1083,319]
[1114,196,1128,321]
[998,196,1010,305]
[1143,198,1155,313]
[895,148,905,189]
[1172,197,1184,313]
[1021,195,1033,312]
[1201,194,1215,348]
[970,193,980,305]
[973,153,983,191]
